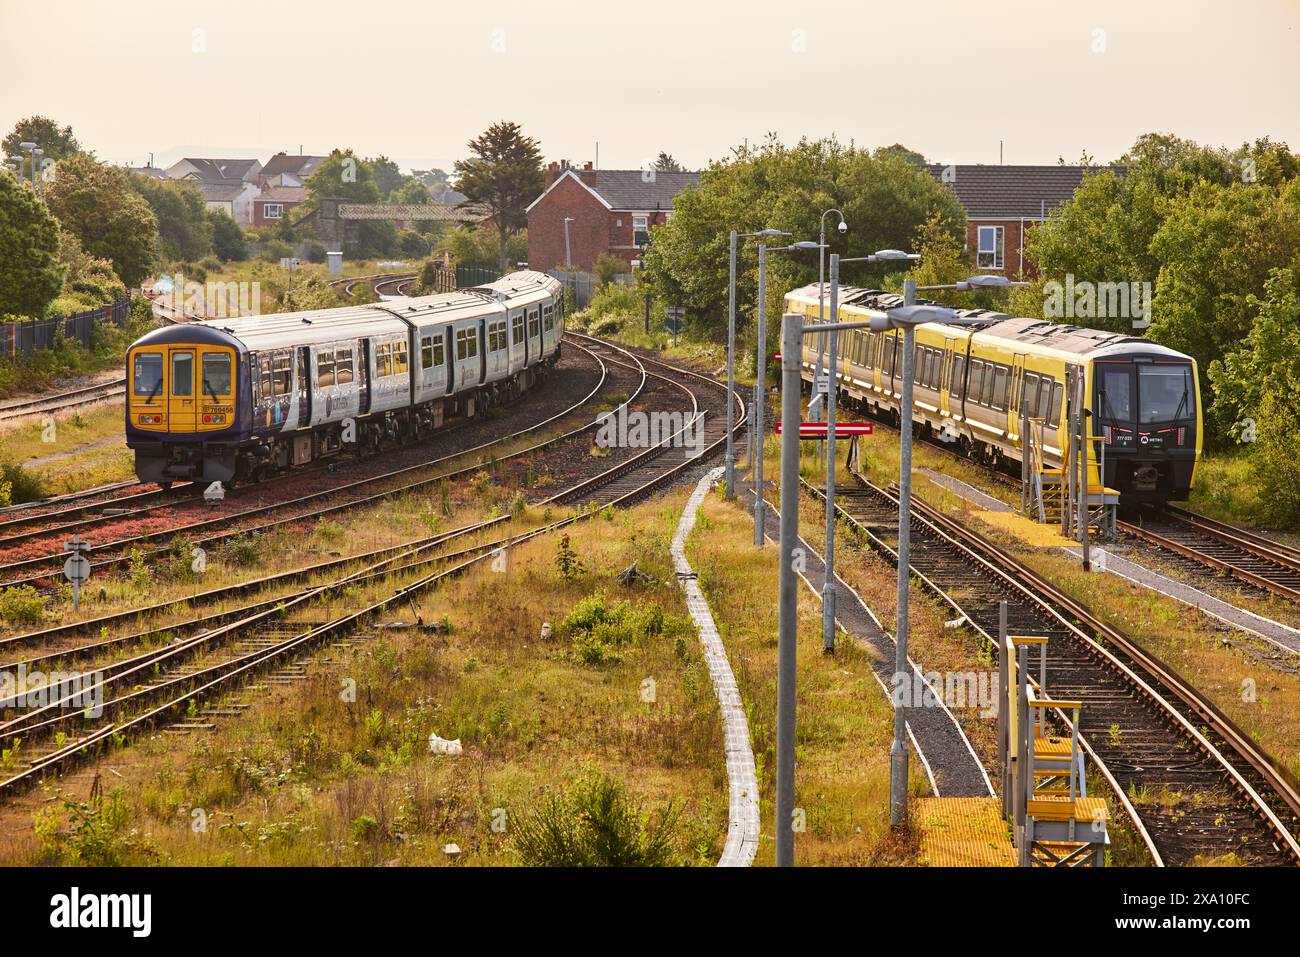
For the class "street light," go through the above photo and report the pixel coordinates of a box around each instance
[31,148,44,198]
[812,209,847,430]
[562,217,575,268]
[18,142,37,191]
[819,248,920,653]
[883,275,1023,826]
[726,227,790,499]
[754,239,822,547]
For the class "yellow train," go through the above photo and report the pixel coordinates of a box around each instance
[785,284,1202,503]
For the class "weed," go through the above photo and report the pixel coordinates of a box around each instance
[0,584,44,626]
[511,771,681,866]
[555,534,586,582]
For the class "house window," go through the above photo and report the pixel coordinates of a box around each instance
[633,215,649,246]
[263,203,284,220]
[977,225,1004,270]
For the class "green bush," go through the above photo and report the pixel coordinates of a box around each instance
[511,772,681,866]
[0,462,47,505]
[0,584,45,626]
[561,593,680,665]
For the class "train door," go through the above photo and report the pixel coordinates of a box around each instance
[296,347,311,427]
[357,339,371,415]
[1007,353,1026,438]
[477,318,487,385]
[940,338,957,415]
[167,347,196,432]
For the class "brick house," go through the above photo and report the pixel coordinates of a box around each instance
[927,165,1096,279]
[252,186,307,228]
[526,161,700,272]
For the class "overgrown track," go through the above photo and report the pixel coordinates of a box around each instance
[0,380,127,424]
[818,473,1300,866]
[0,335,745,795]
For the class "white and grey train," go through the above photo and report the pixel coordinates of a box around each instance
[125,271,565,486]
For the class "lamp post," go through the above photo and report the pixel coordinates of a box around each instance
[812,209,848,437]
[562,217,574,268]
[726,228,790,499]
[820,248,919,653]
[885,273,1025,824]
[754,239,822,547]
[32,148,44,198]
[18,142,37,191]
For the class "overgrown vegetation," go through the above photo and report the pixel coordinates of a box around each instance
[511,771,681,866]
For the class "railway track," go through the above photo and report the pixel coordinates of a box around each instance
[1118,506,1300,604]
[0,339,626,590]
[815,472,1300,866]
[0,336,745,795]
[0,379,126,423]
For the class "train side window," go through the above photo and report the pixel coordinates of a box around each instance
[927,349,940,388]
[172,352,195,397]
[991,365,1008,410]
[272,352,291,396]
[394,340,408,375]
[432,338,445,367]
[1021,373,1039,417]
[952,355,965,396]
[884,337,896,377]
[968,361,984,404]
[1046,382,1063,428]
[528,310,540,338]
[318,349,335,388]
[467,329,479,358]
[336,347,354,385]
[512,313,524,345]
[376,342,392,378]
[456,329,467,361]
[544,306,554,332]
[257,354,271,400]
[980,364,995,406]
[421,335,433,370]
[134,352,163,396]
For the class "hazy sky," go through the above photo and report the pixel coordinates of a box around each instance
[2,0,1297,173]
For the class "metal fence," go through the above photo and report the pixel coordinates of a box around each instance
[546,270,634,309]
[455,265,501,288]
[2,297,132,360]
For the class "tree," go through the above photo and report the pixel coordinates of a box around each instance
[437,224,525,271]
[1208,267,1300,526]
[302,149,382,209]
[44,153,158,288]
[0,170,65,317]
[874,143,927,167]
[129,176,213,261]
[367,155,404,199]
[642,135,965,347]
[208,209,248,261]
[654,151,684,172]
[391,178,433,205]
[453,121,544,274]
[411,168,451,193]
[3,116,80,179]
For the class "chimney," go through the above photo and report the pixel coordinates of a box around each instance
[545,160,561,188]
[578,160,596,187]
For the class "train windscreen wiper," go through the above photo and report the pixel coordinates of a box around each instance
[203,377,220,404]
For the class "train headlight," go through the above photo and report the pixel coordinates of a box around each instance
[202,413,226,424]
[139,413,163,425]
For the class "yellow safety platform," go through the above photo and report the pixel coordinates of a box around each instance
[973,509,1075,547]
[915,797,1017,867]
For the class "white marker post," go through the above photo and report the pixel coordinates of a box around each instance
[63,534,92,610]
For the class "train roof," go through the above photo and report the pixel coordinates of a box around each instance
[785,283,1191,362]
[161,271,561,353]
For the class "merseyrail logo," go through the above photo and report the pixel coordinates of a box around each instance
[49,887,152,938]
